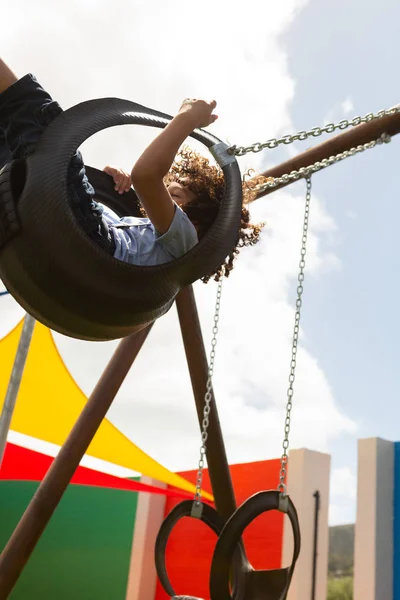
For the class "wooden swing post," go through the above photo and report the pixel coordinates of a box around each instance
[176,286,237,520]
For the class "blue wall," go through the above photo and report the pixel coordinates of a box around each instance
[393,443,400,599]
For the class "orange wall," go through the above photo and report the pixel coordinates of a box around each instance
[155,458,283,600]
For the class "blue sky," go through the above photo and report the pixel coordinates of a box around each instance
[279,0,400,513]
[1,0,399,526]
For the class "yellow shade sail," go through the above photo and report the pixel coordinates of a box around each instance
[0,320,212,500]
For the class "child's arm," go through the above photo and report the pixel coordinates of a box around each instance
[131,99,218,234]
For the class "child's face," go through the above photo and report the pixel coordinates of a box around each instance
[167,181,196,207]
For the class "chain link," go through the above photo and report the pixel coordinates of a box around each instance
[278,177,312,495]
[255,133,391,194]
[229,105,399,156]
[193,280,223,506]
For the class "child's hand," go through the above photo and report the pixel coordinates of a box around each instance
[178,98,218,129]
[103,165,132,194]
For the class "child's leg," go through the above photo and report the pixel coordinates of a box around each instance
[0,68,65,164]
[0,59,18,167]
[0,64,115,254]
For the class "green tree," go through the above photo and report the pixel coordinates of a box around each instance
[328,525,354,577]
[327,577,353,600]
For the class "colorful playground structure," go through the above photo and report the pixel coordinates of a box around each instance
[4,316,400,600]
[0,316,330,600]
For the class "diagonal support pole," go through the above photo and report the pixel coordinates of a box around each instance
[0,324,153,600]
[175,286,237,520]
[0,314,35,469]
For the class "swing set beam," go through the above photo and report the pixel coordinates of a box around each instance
[253,107,400,198]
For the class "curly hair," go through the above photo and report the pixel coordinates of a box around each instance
[164,146,270,283]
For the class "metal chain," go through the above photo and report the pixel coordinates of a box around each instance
[278,177,312,495]
[255,134,391,193]
[229,105,399,156]
[221,106,396,495]
[193,279,223,508]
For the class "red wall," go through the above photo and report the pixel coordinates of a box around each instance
[155,459,283,600]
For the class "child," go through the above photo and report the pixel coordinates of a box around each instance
[0,59,264,282]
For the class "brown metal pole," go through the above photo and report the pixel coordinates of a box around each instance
[175,286,237,520]
[0,324,153,599]
[252,109,400,199]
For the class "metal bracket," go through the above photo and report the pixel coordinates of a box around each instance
[209,142,237,168]
[191,500,204,519]
[278,493,289,514]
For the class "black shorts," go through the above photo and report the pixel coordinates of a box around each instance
[0,73,115,254]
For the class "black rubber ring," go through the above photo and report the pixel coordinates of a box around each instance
[155,500,225,598]
[209,491,301,600]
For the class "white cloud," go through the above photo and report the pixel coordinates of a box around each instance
[329,466,357,525]
[341,98,355,116]
[329,503,353,526]
[323,96,356,129]
[1,0,357,521]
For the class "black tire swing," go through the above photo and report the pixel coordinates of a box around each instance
[0,98,243,341]
[209,491,301,600]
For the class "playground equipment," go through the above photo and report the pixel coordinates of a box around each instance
[0,101,399,599]
[0,100,242,341]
